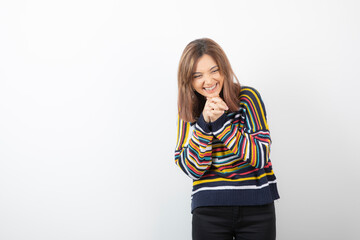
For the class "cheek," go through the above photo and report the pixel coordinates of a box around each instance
[215,73,223,81]
[219,79,225,89]
[192,81,201,90]
[191,81,196,89]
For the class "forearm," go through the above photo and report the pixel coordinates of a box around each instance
[174,115,214,179]
[211,112,271,169]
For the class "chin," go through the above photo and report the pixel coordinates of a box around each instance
[204,91,221,98]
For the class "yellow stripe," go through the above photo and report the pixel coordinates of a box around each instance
[183,121,190,148]
[175,116,181,148]
[246,88,268,130]
[243,135,249,162]
[211,164,249,173]
[212,149,233,156]
[197,131,212,140]
[217,125,232,139]
[241,95,260,129]
[193,171,274,186]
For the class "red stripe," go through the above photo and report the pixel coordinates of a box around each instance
[241,97,261,130]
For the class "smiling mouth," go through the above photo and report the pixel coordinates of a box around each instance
[204,83,217,91]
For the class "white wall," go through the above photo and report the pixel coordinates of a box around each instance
[1,0,359,239]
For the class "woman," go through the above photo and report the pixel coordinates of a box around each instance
[175,38,280,240]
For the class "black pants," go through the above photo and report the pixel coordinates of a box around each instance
[192,203,276,240]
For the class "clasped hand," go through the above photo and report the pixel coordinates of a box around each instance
[203,97,229,123]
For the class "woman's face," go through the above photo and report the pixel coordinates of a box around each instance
[192,54,224,98]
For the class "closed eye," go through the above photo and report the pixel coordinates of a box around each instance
[193,75,202,79]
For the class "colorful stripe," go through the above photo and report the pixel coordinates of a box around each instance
[174,86,279,210]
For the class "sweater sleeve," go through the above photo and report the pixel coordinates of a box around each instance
[210,87,271,169]
[174,114,214,180]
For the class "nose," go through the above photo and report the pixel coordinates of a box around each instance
[204,73,213,85]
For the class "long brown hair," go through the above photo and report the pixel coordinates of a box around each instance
[177,38,241,122]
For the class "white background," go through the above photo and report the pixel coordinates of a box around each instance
[1,0,359,239]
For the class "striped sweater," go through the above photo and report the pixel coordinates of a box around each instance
[175,86,279,212]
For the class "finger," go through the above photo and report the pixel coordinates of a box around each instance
[213,98,228,108]
[208,96,222,103]
[217,100,229,111]
[205,98,213,108]
[205,104,214,112]
[209,102,228,111]
[208,102,216,110]
[208,97,229,110]
[211,109,225,115]
[217,101,229,111]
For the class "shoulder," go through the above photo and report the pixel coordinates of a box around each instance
[239,85,268,120]
[239,86,262,100]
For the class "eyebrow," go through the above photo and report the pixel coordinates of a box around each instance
[193,65,219,75]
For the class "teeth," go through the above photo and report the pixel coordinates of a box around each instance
[205,84,217,91]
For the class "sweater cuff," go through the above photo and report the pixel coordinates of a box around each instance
[210,113,228,132]
[196,113,212,133]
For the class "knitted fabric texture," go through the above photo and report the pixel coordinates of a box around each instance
[175,86,280,212]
